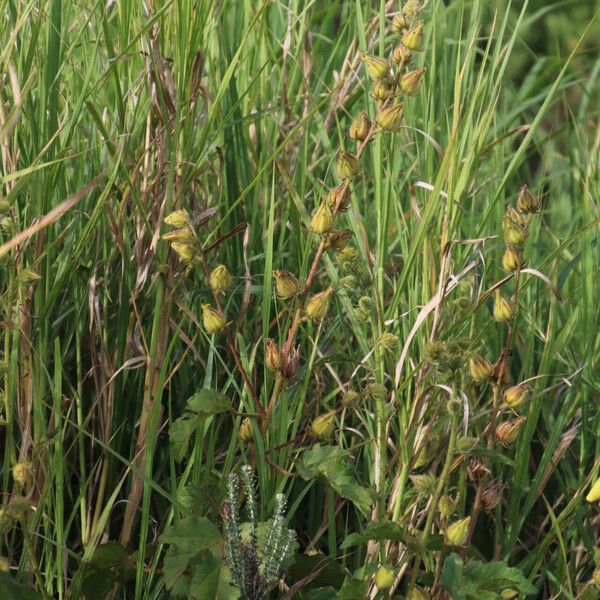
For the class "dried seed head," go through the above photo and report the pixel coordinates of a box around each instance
[239,417,253,443]
[265,339,282,372]
[281,345,300,379]
[410,473,437,496]
[310,410,336,438]
[337,151,361,179]
[493,290,515,322]
[587,478,600,503]
[12,463,29,486]
[164,209,190,228]
[400,68,426,95]
[392,44,413,67]
[341,390,360,407]
[469,354,493,383]
[392,14,408,33]
[311,200,335,234]
[402,21,424,51]
[502,246,524,273]
[349,111,370,141]
[324,229,353,251]
[503,208,528,246]
[374,565,395,590]
[306,286,333,320]
[171,242,195,263]
[502,384,532,409]
[482,481,504,512]
[517,185,541,214]
[201,304,226,334]
[273,269,299,299]
[371,78,395,101]
[445,516,471,546]
[496,416,526,447]
[467,458,491,482]
[209,264,233,293]
[326,182,351,212]
[362,54,389,81]
[377,102,404,132]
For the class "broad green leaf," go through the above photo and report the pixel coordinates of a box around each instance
[297,445,373,516]
[0,574,41,599]
[441,553,537,599]
[188,552,239,600]
[341,522,405,549]
[169,390,231,461]
[160,517,223,590]
[288,553,346,591]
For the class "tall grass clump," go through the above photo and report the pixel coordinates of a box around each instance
[0,0,599,598]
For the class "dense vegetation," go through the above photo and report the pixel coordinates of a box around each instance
[0,0,599,598]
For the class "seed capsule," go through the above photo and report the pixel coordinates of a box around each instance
[162,228,195,243]
[503,209,528,246]
[311,200,335,234]
[265,339,282,372]
[209,264,233,293]
[12,463,29,486]
[164,209,190,228]
[377,102,404,132]
[281,346,300,379]
[502,246,524,272]
[586,478,600,503]
[362,54,389,81]
[374,565,395,590]
[517,185,541,214]
[469,354,493,382]
[239,417,253,443]
[324,229,353,251]
[311,410,336,438]
[399,68,426,95]
[410,473,436,496]
[341,390,360,407]
[493,290,515,322]
[326,183,351,212]
[201,304,226,334]
[467,458,491,482]
[392,44,413,67]
[503,384,531,409]
[402,21,424,51]
[371,78,395,101]
[496,417,526,446]
[445,516,471,546]
[349,111,370,141]
[392,14,408,33]
[171,242,194,263]
[273,270,299,299]
[438,495,455,518]
[337,151,361,179]
[306,286,333,320]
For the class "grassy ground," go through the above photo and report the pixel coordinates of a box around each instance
[0,0,599,598]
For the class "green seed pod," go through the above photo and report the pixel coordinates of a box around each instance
[493,290,515,322]
[445,516,471,546]
[371,78,395,101]
[311,200,335,234]
[337,151,361,179]
[341,390,360,407]
[392,14,408,33]
[164,209,190,228]
[402,21,424,51]
[517,185,541,214]
[324,229,353,251]
[209,264,233,293]
[392,44,413,67]
[502,383,531,409]
[162,227,195,243]
[399,68,426,95]
[380,331,399,350]
[376,102,404,132]
[326,182,351,212]
[410,473,436,496]
[349,111,370,141]
[362,54,389,81]
[374,565,395,590]
[273,269,299,299]
[311,410,336,438]
[338,246,360,265]
[438,494,455,518]
[469,354,493,382]
[503,209,528,246]
[201,304,226,334]
[239,417,253,443]
[306,286,333,320]
[502,246,524,272]
[171,242,194,263]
